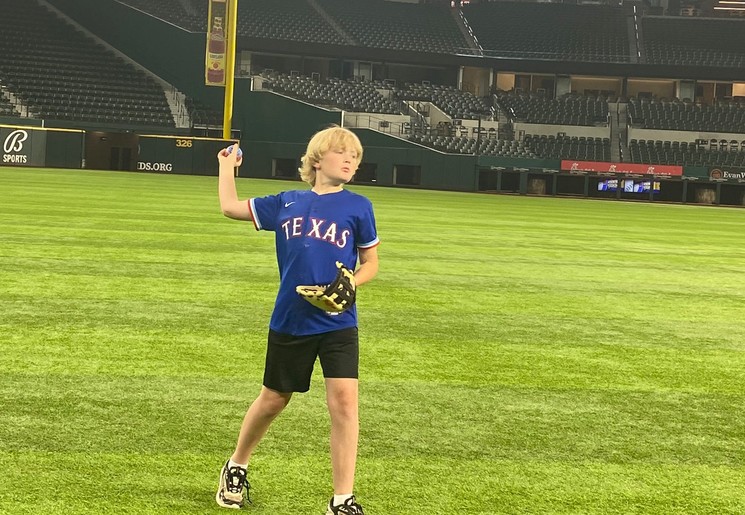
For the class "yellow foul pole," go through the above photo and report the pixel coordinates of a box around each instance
[222,0,238,140]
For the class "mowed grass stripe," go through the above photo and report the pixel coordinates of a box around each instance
[1,452,742,514]
[1,167,744,514]
[1,373,741,464]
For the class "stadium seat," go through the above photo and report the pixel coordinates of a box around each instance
[643,17,745,69]
[462,2,630,62]
[0,0,175,127]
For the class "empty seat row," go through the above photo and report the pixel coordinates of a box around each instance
[463,2,630,63]
[643,17,745,68]
[496,90,610,126]
[263,72,400,114]
[628,98,745,134]
[628,139,745,167]
[524,134,611,161]
[409,134,537,157]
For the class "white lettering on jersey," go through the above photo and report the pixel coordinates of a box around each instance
[292,217,303,236]
[281,217,305,239]
[280,216,350,248]
[336,230,350,249]
[308,217,325,239]
[281,219,291,239]
[322,223,337,243]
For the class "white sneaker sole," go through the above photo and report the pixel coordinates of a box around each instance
[215,466,243,509]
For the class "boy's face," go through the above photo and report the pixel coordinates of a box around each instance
[315,146,359,185]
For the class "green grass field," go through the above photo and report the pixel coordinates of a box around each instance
[1,166,744,514]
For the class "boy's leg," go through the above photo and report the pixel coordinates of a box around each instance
[231,328,318,462]
[325,377,359,494]
[232,386,293,464]
[216,387,292,509]
[218,326,318,509]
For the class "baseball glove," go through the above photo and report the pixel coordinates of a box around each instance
[296,262,356,313]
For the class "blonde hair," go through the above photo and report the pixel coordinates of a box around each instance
[298,126,363,185]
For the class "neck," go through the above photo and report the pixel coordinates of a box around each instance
[312,176,344,195]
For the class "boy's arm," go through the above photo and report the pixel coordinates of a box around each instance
[355,246,379,286]
[217,147,253,221]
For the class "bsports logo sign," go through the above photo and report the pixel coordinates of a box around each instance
[3,129,29,164]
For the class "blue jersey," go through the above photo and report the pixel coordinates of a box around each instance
[249,189,379,336]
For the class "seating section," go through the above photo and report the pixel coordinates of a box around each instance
[628,98,745,133]
[115,1,745,71]
[116,0,203,32]
[234,0,345,45]
[463,2,630,62]
[120,0,344,44]
[0,0,174,126]
[262,72,496,119]
[409,133,537,158]
[629,139,745,167]
[0,92,18,117]
[320,0,468,53]
[119,1,745,72]
[396,82,492,120]
[263,73,400,114]
[496,91,609,126]
[121,0,465,52]
[524,135,611,161]
[643,17,745,68]
[184,97,223,127]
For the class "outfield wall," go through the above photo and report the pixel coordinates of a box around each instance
[1,124,83,169]
[0,122,235,175]
[136,135,238,175]
[2,104,743,205]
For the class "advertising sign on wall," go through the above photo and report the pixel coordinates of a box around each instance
[709,167,745,181]
[561,160,683,176]
[1,125,47,167]
[205,0,228,87]
[137,135,237,175]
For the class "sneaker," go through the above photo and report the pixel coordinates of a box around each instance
[326,495,365,515]
[215,460,251,509]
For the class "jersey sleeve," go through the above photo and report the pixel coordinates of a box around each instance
[248,194,282,232]
[356,198,380,249]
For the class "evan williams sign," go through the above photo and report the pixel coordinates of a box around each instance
[710,168,745,180]
[561,160,683,176]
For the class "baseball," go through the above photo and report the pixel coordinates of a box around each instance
[226,145,243,158]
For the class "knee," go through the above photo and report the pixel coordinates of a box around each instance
[258,389,292,417]
[327,391,358,420]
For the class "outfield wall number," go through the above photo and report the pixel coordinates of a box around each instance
[176,139,193,148]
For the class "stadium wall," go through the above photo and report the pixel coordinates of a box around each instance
[236,89,341,144]
[1,124,83,169]
[236,92,557,192]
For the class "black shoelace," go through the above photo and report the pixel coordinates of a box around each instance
[335,496,364,515]
[227,466,252,504]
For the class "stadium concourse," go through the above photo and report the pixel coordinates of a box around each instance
[0,0,744,204]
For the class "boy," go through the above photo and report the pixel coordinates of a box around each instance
[215,126,379,515]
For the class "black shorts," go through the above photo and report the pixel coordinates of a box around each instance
[263,327,359,393]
